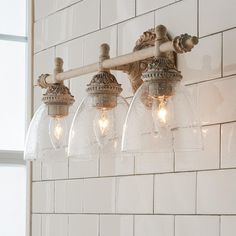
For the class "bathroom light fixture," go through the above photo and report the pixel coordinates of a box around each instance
[24,58,75,160]
[25,25,201,162]
[67,44,129,159]
[122,26,202,153]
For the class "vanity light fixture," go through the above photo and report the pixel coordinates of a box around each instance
[24,58,75,160]
[68,44,129,159]
[24,24,202,161]
[122,26,202,153]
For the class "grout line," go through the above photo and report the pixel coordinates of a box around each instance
[219,216,221,236]
[133,215,135,236]
[173,215,176,236]
[195,172,198,214]
[152,175,155,214]
[99,0,102,30]
[31,212,236,216]
[219,124,222,169]
[221,32,224,78]
[197,0,199,37]
[32,165,236,183]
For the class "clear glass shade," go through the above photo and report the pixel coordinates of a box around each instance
[122,81,202,153]
[24,104,74,161]
[68,95,129,160]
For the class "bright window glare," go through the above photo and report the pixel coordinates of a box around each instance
[0,0,26,36]
[0,40,26,150]
[0,166,26,236]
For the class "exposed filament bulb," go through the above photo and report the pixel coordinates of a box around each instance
[98,110,110,136]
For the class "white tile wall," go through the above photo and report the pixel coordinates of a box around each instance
[223,28,236,76]
[221,216,236,236]
[55,180,83,213]
[116,175,153,213]
[175,125,220,171]
[32,214,41,236]
[32,181,54,213]
[83,177,116,213]
[179,34,222,85]
[101,0,135,28]
[42,214,68,236]
[118,13,154,55]
[68,215,99,236]
[197,76,236,125]
[136,0,175,16]
[155,0,197,36]
[135,215,174,236]
[175,216,219,236]
[154,172,196,214]
[100,215,133,236]
[135,153,174,174]
[32,0,236,235]
[221,122,236,168]
[199,0,236,36]
[197,169,236,214]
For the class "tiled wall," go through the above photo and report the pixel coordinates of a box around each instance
[32,0,236,235]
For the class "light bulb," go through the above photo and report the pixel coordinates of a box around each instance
[93,109,113,146]
[151,97,170,136]
[49,116,67,149]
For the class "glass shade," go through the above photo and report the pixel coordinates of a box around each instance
[122,81,202,153]
[68,95,129,160]
[24,104,74,161]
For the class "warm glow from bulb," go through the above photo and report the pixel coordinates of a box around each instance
[157,106,167,124]
[98,111,109,135]
[54,121,63,140]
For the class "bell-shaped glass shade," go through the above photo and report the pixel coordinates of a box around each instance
[24,104,74,161]
[68,95,128,160]
[122,81,202,153]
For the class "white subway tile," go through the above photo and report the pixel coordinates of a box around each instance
[116,175,153,213]
[56,37,83,71]
[35,0,100,51]
[154,172,196,214]
[42,159,68,180]
[32,181,54,213]
[70,73,94,108]
[155,0,197,36]
[69,215,99,236]
[69,158,99,178]
[197,169,236,214]
[83,177,116,213]
[34,0,81,21]
[135,215,174,236]
[100,215,133,236]
[179,34,221,85]
[175,216,219,236]
[114,71,133,98]
[136,0,175,15]
[223,28,236,76]
[221,122,236,168]
[199,0,236,36]
[197,76,236,125]
[55,179,83,213]
[135,153,174,174]
[221,216,236,236]
[100,155,134,176]
[83,26,117,65]
[32,214,41,236]
[175,125,220,171]
[118,13,154,55]
[42,214,68,236]
[32,161,42,181]
[34,48,55,82]
[101,0,135,28]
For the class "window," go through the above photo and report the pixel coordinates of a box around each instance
[0,1,28,236]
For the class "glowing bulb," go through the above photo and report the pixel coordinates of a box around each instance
[157,103,167,124]
[93,109,113,146]
[49,117,67,149]
[98,112,110,135]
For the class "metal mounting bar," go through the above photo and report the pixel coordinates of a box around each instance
[37,25,198,92]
